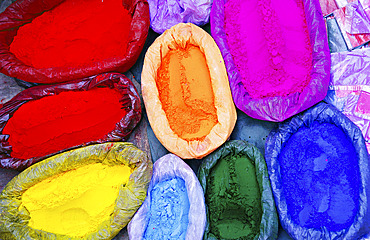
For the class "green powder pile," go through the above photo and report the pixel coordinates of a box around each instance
[206,154,262,239]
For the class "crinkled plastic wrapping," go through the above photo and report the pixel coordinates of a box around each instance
[0,72,142,171]
[333,0,370,49]
[148,0,212,34]
[197,140,279,240]
[265,102,370,239]
[0,142,153,240]
[142,23,237,159]
[0,0,150,84]
[210,0,330,122]
[127,153,206,240]
[325,48,370,153]
[326,17,348,52]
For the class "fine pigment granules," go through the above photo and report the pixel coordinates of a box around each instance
[143,177,190,239]
[156,44,218,141]
[3,88,126,159]
[225,0,313,99]
[10,0,132,68]
[206,154,262,239]
[279,121,360,231]
[21,163,132,237]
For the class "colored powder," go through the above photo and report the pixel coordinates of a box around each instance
[206,154,262,239]
[279,121,360,231]
[9,0,132,69]
[143,177,190,240]
[156,44,218,141]
[3,87,126,160]
[21,163,132,237]
[224,0,313,99]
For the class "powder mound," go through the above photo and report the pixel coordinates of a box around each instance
[21,163,132,237]
[10,0,132,69]
[279,122,360,231]
[143,177,190,240]
[206,154,262,239]
[156,44,218,141]
[225,0,313,99]
[3,87,126,159]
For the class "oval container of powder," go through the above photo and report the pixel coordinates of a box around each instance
[0,73,141,171]
[0,0,150,84]
[265,102,370,239]
[198,140,279,240]
[0,142,153,239]
[142,22,237,159]
[210,0,330,122]
[127,153,206,240]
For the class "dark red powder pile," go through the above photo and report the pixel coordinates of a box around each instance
[10,0,132,68]
[3,88,126,159]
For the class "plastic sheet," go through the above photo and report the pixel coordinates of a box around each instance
[325,48,370,153]
[326,17,349,52]
[148,0,212,34]
[198,140,279,240]
[127,153,206,240]
[142,23,236,159]
[333,0,370,49]
[265,102,370,239]
[0,72,142,170]
[0,0,150,84]
[0,142,153,240]
[210,0,330,122]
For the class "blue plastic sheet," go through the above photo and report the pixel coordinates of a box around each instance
[265,102,370,239]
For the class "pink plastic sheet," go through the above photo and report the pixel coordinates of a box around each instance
[333,0,370,49]
[325,48,370,153]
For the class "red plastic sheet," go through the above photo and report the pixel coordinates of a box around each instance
[0,0,149,84]
[0,73,142,170]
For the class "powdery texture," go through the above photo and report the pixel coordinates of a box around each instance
[3,88,126,160]
[10,0,132,69]
[143,177,190,240]
[278,121,360,231]
[156,44,218,141]
[224,0,313,99]
[206,154,262,239]
[21,163,132,237]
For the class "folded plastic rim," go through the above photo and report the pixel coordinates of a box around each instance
[265,102,370,239]
[0,72,142,171]
[210,0,331,122]
[0,0,150,84]
[197,140,279,240]
[0,142,153,240]
[127,153,207,240]
[141,22,237,159]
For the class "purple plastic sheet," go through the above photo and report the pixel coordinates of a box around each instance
[333,0,370,49]
[210,0,330,122]
[325,48,370,153]
[148,0,212,34]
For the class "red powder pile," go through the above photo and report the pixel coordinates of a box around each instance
[9,0,132,69]
[3,88,126,159]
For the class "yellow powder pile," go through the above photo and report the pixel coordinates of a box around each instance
[21,163,132,237]
[156,44,218,141]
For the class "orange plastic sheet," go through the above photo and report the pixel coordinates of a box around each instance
[142,23,236,159]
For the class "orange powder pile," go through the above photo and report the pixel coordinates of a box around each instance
[3,88,126,160]
[156,44,218,141]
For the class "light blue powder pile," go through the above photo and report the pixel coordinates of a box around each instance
[143,177,190,240]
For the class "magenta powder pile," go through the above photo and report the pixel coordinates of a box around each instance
[225,0,313,99]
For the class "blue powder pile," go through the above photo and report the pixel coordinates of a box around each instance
[278,121,360,231]
[143,177,190,240]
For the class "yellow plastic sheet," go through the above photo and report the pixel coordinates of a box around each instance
[0,142,153,240]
